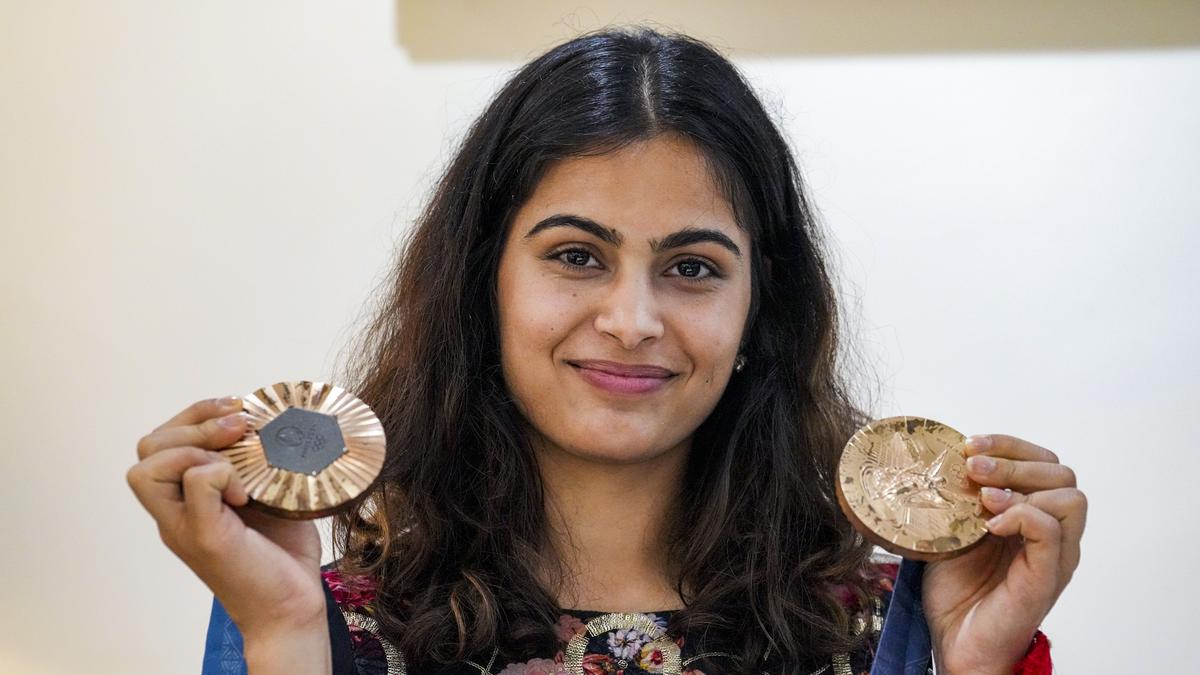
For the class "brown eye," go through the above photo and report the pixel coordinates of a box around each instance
[547,247,602,271]
[667,258,720,282]
[562,250,592,267]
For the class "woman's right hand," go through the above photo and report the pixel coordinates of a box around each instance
[126,396,328,647]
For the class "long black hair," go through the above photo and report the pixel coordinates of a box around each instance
[333,25,877,673]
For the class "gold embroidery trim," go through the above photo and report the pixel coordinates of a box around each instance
[342,610,407,675]
[682,650,735,666]
[831,651,852,675]
[564,612,681,675]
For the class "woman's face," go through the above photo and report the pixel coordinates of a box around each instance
[496,133,753,465]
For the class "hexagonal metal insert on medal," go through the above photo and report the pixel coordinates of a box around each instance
[260,407,347,475]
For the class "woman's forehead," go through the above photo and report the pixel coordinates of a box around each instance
[515,136,744,244]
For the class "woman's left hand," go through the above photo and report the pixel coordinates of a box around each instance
[922,434,1087,674]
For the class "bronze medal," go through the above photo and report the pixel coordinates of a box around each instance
[220,380,386,520]
[836,416,988,561]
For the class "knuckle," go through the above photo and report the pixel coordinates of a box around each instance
[181,446,213,466]
[1045,515,1062,536]
[125,464,143,489]
[185,422,210,445]
[1059,465,1077,487]
[136,434,156,460]
[986,434,1010,454]
[183,460,209,479]
[1044,448,1061,464]
[1009,502,1033,518]
[999,457,1019,482]
[205,416,230,435]
[1065,487,1088,512]
[181,463,211,491]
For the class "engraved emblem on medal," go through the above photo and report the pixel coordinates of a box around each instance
[836,416,988,560]
[219,380,386,520]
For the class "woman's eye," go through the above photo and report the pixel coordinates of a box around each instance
[552,248,600,269]
[668,258,719,281]
[549,248,720,282]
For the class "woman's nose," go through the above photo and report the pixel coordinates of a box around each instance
[592,274,665,350]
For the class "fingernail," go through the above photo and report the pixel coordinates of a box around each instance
[986,513,1003,530]
[218,413,244,428]
[964,435,992,454]
[981,486,1011,503]
[967,455,995,474]
[214,396,240,408]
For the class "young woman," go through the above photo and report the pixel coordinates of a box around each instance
[128,27,1085,675]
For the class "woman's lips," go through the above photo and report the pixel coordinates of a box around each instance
[568,360,676,395]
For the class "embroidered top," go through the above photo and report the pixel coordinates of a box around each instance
[199,550,907,667]
[201,551,1051,674]
[317,553,902,675]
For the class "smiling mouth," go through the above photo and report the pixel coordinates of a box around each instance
[566,360,677,395]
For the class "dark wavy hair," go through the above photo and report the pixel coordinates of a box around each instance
[332,25,878,673]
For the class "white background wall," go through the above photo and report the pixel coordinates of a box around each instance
[2,2,1197,673]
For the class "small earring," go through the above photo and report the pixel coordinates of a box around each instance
[734,353,746,373]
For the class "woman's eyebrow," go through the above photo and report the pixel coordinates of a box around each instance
[524,214,623,246]
[524,214,741,258]
[652,227,741,258]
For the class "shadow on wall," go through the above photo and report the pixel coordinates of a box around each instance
[395,0,1200,61]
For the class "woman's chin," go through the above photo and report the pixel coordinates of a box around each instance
[551,433,689,466]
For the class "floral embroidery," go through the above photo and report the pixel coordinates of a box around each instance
[637,642,666,672]
[555,613,588,643]
[320,558,901,675]
[607,627,649,660]
[581,653,616,675]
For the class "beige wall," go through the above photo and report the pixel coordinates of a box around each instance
[2,2,1197,673]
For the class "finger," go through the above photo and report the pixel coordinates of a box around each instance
[985,502,1063,594]
[138,411,247,460]
[982,486,1087,581]
[182,459,250,526]
[964,434,1059,464]
[152,396,243,433]
[966,455,1077,491]
[126,446,222,521]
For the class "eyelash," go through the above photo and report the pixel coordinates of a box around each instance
[546,247,723,283]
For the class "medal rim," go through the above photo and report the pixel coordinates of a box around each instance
[836,415,990,562]
[220,380,386,520]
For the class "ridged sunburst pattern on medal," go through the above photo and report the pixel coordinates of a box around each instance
[220,380,386,519]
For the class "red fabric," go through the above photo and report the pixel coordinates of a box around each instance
[321,568,378,610]
[1012,630,1052,674]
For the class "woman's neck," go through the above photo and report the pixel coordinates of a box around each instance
[534,434,689,613]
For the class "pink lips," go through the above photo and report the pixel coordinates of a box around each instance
[568,359,676,395]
